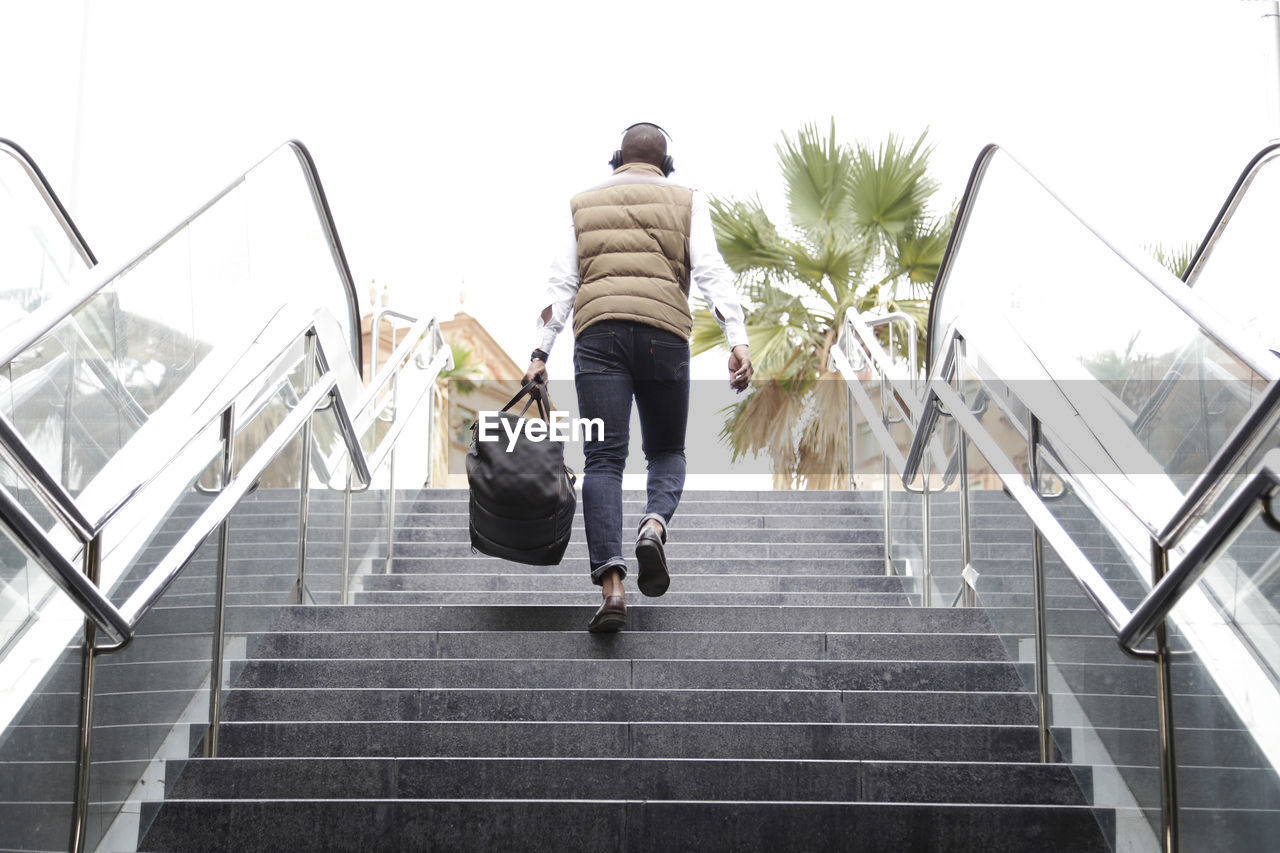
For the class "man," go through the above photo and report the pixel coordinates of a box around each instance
[524,122,752,633]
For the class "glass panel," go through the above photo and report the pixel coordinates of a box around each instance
[963,433,1035,677]
[0,594,89,851]
[0,451,72,650]
[0,521,34,653]
[86,533,218,851]
[303,405,350,605]
[1166,516,1280,850]
[99,422,222,609]
[888,485,923,605]
[955,411,1159,849]
[0,144,91,335]
[0,144,361,531]
[926,419,963,607]
[1188,149,1280,352]
[1044,546,1162,849]
[933,149,1272,540]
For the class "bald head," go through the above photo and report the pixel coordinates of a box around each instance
[619,123,669,171]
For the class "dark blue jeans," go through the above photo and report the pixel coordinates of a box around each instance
[573,320,690,585]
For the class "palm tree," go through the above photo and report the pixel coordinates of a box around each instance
[693,122,951,489]
[1147,241,1196,279]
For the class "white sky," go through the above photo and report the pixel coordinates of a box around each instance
[2,0,1277,484]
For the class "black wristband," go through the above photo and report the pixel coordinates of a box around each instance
[531,348,549,363]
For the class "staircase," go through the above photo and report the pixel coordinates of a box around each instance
[138,488,1111,851]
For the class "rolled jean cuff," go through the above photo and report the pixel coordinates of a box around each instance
[590,558,628,587]
[637,513,667,543]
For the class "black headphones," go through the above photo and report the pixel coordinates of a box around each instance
[609,122,675,177]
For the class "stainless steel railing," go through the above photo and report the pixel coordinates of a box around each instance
[0,138,447,852]
[0,137,98,267]
[835,305,1280,852]
[41,307,449,852]
[832,134,1280,853]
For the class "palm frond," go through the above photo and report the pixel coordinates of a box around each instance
[848,130,939,246]
[1146,240,1197,279]
[885,212,953,296]
[777,120,857,238]
[794,374,850,489]
[709,196,791,276]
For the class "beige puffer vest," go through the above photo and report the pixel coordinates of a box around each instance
[570,162,694,339]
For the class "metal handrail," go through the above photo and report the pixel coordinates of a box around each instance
[1182,142,1280,287]
[836,313,1280,853]
[0,140,362,377]
[0,137,98,266]
[840,142,1280,853]
[357,317,450,482]
[0,316,371,648]
[893,323,1136,633]
[924,145,1280,383]
[1120,450,1280,652]
[0,140,366,551]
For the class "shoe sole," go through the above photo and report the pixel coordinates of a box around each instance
[635,535,670,598]
[587,612,626,633]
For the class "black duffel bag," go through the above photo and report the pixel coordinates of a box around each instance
[466,382,576,565]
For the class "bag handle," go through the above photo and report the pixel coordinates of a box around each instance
[500,381,552,421]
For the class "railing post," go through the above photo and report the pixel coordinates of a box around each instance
[383,367,401,573]
[205,406,235,757]
[341,470,353,605]
[921,447,932,607]
[1151,540,1180,853]
[68,535,102,853]
[295,332,316,605]
[1028,415,1054,763]
[955,337,976,607]
[384,452,397,573]
[878,361,894,579]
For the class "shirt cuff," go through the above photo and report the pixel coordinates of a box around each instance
[724,321,749,350]
[535,330,558,359]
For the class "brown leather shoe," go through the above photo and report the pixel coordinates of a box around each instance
[635,524,670,598]
[587,595,626,633]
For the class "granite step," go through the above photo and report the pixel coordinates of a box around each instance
[218,686,1039,726]
[138,798,1111,852]
[229,657,1029,693]
[210,720,1055,763]
[161,756,1090,805]
[247,629,1013,662]
[354,572,907,593]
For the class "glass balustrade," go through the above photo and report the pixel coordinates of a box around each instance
[1186,147,1280,354]
[0,142,93,337]
[0,140,381,853]
[1164,522,1280,850]
[931,149,1274,550]
[836,141,1280,852]
[0,144,360,531]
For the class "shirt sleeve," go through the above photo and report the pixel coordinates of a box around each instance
[689,190,749,349]
[533,211,580,358]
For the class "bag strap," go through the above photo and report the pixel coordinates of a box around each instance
[501,381,551,421]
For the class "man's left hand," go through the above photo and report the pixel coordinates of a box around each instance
[728,345,753,392]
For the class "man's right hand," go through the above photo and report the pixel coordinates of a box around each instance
[524,358,548,387]
[728,345,753,392]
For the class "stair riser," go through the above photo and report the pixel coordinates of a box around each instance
[231,658,1029,693]
[219,687,1039,726]
[269,605,1002,634]
[137,800,1111,852]
[212,721,1054,763]
[248,630,1013,662]
[162,757,1089,806]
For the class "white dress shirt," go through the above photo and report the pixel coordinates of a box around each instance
[533,188,749,357]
